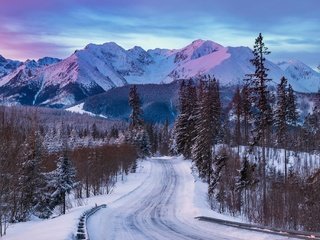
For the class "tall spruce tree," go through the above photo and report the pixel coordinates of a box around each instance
[50,141,76,215]
[274,77,290,183]
[208,148,228,198]
[275,77,288,147]
[303,106,320,151]
[192,79,213,181]
[129,85,144,130]
[192,77,222,183]
[286,84,298,127]
[236,156,258,215]
[128,85,151,157]
[174,79,197,158]
[17,130,47,221]
[231,86,242,152]
[241,85,251,145]
[244,33,272,223]
[209,78,222,148]
[159,119,170,155]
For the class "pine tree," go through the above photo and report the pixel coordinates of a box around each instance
[274,77,288,147]
[303,106,320,151]
[128,85,151,157]
[274,77,299,183]
[133,128,151,157]
[129,85,144,130]
[236,156,258,215]
[192,80,213,181]
[173,80,187,155]
[159,119,170,155]
[17,130,49,221]
[244,33,272,223]
[14,112,52,221]
[192,77,222,182]
[50,147,76,215]
[208,149,228,197]
[237,157,257,190]
[241,85,251,145]
[286,84,298,127]
[208,78,222,148]
[146,123,157,154]
[231,86,242,152]
[174,79,197,158]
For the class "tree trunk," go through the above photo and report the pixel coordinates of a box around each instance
[262,135,267,225]
[62,192,66,215]
[0,215,2,237]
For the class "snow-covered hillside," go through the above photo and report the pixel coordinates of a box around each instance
[0,40,319,107]
[278,60,320,92]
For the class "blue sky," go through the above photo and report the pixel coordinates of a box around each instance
[0,0,319,68]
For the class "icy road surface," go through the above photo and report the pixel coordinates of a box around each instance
[87,157,296,240]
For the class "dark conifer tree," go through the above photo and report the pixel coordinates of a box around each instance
[236,156,258,216]
[159,119,170,155]
[303,106,320,151]
[50,142,76,215]
[129,85,144,130]
[192,76,222,183]
[15,113,53,220]
[231,86,242,152]
[241,85,251,145]
[192,80,212,180]
[237,157,257,190]
[128,85,151,157]
[274,77,300,182]
[244,33,272,223]
[274,77,288,147]
[208,149,228,197]
[286,84,298,127]
[173,80,187,155]
[209,78,222,148]
[174,79,197,158]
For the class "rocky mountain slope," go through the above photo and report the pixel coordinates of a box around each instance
[0,55,22,78]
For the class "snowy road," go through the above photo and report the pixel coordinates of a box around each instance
[87,157,297,240]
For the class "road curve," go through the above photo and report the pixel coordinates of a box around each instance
[87,157,297,240]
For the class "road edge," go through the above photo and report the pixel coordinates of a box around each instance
[195,216,320,240]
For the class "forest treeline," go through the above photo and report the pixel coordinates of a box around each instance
[0,96,171,236]
[0,106,138,236]
[171,34,320,232]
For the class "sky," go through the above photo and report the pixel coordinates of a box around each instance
[0,0,319,68]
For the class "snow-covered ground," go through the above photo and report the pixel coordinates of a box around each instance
[66,103,109,119]
[236,145,320,176]
[87,157,296,240]
[2,160,152,240]
[66,103,96,116]
[4,157,299,240]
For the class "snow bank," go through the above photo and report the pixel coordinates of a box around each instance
[172,156,243,222]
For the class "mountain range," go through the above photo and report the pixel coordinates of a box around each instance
[0,39,319,108]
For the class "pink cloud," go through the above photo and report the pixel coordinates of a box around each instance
[0,27,70,60]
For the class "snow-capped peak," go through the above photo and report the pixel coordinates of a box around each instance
[0,55,7,63]
[37,57,61,66]
[23,57,61,69]
[0,39,319,108]
[277,60,320,92]
[168,39,227,67]
[0,55,22,78]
